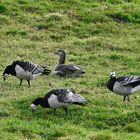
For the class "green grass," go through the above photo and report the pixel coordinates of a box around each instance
[0,0,140,139]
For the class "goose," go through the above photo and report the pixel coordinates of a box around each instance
[31,88,86,115]
[54,49,85,77]
[107,71,140,101]
[3,60,51,87]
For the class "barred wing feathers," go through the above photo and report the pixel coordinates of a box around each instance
[119,76,140,87]
[57,89,86,105]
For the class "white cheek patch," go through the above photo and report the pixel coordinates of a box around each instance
[110,71,116,77]
[31,104,36,110]
[4,74,9,79]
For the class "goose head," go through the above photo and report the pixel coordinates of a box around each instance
[3,65,15,81]
[55,49,66,64]
[110,71,116,78]
[31,97,44,111]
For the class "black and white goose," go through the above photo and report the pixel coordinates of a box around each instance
[3,60,51,87]
[107,71,140,101]
[54,49,85,77]
[31,88,86,115]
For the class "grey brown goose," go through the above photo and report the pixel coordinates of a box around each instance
[55,49,85,77]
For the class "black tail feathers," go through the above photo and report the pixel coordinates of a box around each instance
[41,66,51,75]
[72,102,87,106]
[81,70,86,74]
[43,68,51,75]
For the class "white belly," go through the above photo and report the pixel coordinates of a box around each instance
[131,85,140,93]
[113,82,132,95]
[113,82,140,96]
[15,65,33,80]
[48,94,68,108]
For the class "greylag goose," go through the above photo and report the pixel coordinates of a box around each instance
[55,49,85,77]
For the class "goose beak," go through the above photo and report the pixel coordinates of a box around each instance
[3,74,9,81]
[54,52,58,55]
[3,77,6,81]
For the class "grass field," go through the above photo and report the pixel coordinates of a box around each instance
[0,0,140,139]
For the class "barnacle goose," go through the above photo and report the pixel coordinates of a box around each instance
[54,49,85,77]
[3,60,51,87]
[31,88,86,115]
[107,71,140,101]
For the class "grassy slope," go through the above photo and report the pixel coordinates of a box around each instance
[0,0,140,139]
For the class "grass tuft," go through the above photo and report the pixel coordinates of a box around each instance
[0,4,7,13]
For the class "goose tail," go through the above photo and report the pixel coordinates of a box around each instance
[81,70,86,74]
[41,66,51,75]
[72,93,87,106]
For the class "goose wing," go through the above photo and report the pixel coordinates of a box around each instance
[57,89,86,105]
[57,89,73,103]
[119,76,140,86]
[55,64,81,72]
[67,64,82,71]
[12,61,44,74]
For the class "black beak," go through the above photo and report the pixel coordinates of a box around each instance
[3,77,6,82]
[54,52,58,55]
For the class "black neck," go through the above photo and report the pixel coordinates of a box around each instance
[4,65,16,76]
[10,67,16,76]
[107,77,116,92]
[40,99,50,108]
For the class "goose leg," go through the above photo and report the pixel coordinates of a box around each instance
[123,96,126,102]
[27,80,30,88]
[53,109,56,115]
[127,96,130,102]
[63,107,68,115]
[19,79,23,86]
